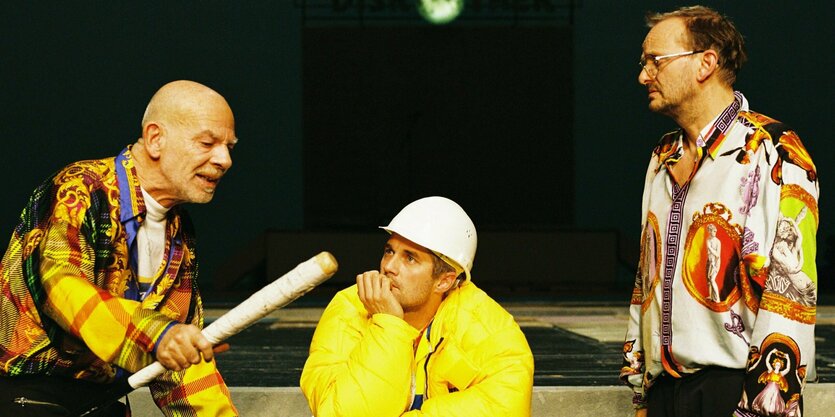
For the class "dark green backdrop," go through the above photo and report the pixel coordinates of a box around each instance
[2,1,832,294]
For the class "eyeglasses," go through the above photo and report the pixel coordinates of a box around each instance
[639,50,705,78]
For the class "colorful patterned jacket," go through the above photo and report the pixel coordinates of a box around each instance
[620,93,818,417]
[301,279,534,417]
[0,147,236,416]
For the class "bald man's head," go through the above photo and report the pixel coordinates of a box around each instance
[142,80,234,129]
[135,80,237,207]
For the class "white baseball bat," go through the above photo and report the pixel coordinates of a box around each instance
[77,251,337,416]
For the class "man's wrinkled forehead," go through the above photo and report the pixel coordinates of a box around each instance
[642,17,690,52]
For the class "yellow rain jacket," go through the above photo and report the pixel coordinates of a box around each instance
[301,280,533,417]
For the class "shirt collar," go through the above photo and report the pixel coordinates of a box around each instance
[654,92,747,170]
[116,146,147,223]
[703,91,748,159]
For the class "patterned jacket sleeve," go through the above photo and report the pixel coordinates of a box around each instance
[735,125,818,416]
[620,153,662,409]
[38,176,236,415]
[300,288,418,417]
[37,179,177,372]
[148,296,237,417]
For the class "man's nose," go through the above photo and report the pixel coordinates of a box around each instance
[211,145,233,171]
[380,256,398,275]
[638,66,652,85]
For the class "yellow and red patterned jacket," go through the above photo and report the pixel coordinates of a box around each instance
[0,147,236,416]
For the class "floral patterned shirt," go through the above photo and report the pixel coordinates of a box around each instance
[620,92,819,417]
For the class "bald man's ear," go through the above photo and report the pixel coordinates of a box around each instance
[142,123,164,159]
[697,49,720,82]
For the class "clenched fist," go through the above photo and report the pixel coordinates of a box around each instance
[155,324,214,371]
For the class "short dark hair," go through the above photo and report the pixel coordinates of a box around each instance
[429,252,457,278]
[646,5,747,85]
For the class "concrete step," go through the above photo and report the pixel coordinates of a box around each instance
[127,383,835,416]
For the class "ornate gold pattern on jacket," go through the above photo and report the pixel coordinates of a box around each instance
[760,291,816,325]
[781,184,818,226]
[0,147,235,414]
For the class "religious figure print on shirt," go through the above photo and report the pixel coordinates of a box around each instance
[705,223,722,301]
[682,203,750,311]
[739,333,806,417]
[759,184,819,324]
[765,206,815,307]
[632,213,661,310]
[739,164,761,215]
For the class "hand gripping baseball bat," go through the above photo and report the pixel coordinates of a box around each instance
[75,251,338,417]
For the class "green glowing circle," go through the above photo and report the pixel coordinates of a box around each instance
[418,0,464,25]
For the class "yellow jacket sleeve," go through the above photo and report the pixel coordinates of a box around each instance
[301,287,419,417]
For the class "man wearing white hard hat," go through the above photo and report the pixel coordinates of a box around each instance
[301,196,534,416]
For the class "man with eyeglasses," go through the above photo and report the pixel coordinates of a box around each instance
[620,6,819,417]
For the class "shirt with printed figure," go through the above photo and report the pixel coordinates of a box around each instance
[620,92,818,417]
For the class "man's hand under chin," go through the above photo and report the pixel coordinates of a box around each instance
[357,271,404,319]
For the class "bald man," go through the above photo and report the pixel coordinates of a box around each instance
[0,81,239,416]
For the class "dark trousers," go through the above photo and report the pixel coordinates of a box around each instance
[647,367,745,417]
[0,375,126,417]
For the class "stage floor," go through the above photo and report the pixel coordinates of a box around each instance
[208,304,835,387]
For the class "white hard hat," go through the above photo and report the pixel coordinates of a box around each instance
[380,196,477,281]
